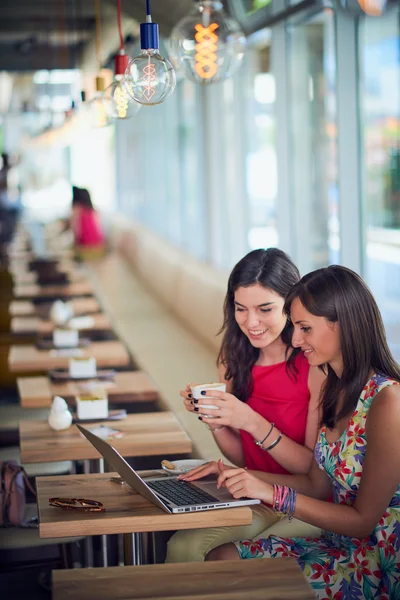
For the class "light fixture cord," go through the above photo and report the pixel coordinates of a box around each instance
[94,0,102,71]
[117,0,124,51]
[146,0,151,16]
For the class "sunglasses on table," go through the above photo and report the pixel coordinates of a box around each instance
[48,497,106,512]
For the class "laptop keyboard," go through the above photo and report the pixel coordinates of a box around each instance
[147,478,218,506]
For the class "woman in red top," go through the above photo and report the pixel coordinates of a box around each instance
[166,248,325,562]
[71,187,105,248]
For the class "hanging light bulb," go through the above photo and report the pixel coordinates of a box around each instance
[103,2,140,120]
[88,76,114,128]
[104,53,140,119]
[169,0,246,85]
[124,0,176,106]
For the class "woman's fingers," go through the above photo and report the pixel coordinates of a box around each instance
[183,398,195,413]
[226,481,246,498]
[217,467,245,489]
[196,406,224,416]
[179,462,218,481]
[221,472,247,493]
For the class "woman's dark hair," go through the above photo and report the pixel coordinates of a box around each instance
[72,187,94,210]
[72,186,81,206]
[218,248,301,401]
[284,265,400,429]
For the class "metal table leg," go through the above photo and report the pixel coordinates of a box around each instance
[123,533,145,565]
[98,458,108,567]
[83,459,94,567]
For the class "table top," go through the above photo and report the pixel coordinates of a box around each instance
[10,313,112,334]
[8,297,101,317]
[37,472,251,539]
[9,260,79,276]
[52,559,313,600]
[12,270,84,285]
[17,371,159,408]
[20,412,191,464]
[8,340,130,373]
[13,281,93,299]
[8,298,100,317]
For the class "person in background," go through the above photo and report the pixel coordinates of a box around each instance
[166,248,325,563]
[0,153,22,245]
[206,265,400,600]
[70,187,105,249]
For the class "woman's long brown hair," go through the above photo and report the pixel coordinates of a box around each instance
[284,265,400,428]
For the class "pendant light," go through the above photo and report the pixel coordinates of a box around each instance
[124,0,176,106]
[103,0,140,119]
[88,0,114,128]
[169,0,246,85]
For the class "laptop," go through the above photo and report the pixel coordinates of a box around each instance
[77,424,260,514]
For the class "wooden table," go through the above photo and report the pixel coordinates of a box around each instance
[9,297,100,317]
[17,371,159,408]
[9,260,78,276]
[36,472,251,539]
[12,270,84,284]
[8,340,130,373]
[53,559,314,600]
[20,412,191,464]
[11,313,112,335]
[13,281,93,299]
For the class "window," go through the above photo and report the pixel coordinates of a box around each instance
[359,6,400,359]
[287,8,339,274]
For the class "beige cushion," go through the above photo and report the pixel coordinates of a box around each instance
[0,505,84,549]
[0,405,50,431]
[0,446,72,478]
[89,252,223,464]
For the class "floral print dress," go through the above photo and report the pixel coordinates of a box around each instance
[234,374,400,599]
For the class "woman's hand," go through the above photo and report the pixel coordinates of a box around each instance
[216,460,274,504]
[178,460,230,481]
[180,383,196,414]
[195,390,257,432]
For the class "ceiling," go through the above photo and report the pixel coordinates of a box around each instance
[0,0,193,72]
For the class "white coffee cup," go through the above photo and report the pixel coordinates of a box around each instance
[190,382,226,415]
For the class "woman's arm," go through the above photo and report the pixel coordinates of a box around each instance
[200,365,326,474]
[249,456,332,500]
[220,384,400,539]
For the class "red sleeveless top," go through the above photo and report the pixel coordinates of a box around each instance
[240,352,310,475]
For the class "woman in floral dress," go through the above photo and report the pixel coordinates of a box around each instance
[206,265,400,600]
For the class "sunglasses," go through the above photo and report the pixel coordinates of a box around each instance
[48,497,106,512]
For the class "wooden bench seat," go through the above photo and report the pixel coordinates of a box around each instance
[87,217,229,464]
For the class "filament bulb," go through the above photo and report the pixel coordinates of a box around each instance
[170,0,246,85]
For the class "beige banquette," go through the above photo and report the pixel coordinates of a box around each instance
[88,214,230,463]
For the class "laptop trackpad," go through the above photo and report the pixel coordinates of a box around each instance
[193,479,236,502]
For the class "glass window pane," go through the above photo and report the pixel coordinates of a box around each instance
[359,6,400,360]
[245,38,279,251]
[287,8,339,273]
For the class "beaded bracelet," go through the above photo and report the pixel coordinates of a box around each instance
[272,484,297,522]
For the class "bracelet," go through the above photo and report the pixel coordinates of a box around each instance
[273,484,297,521]
[206,424,225,432]
[254,422,275,448]
[265,432,282,451]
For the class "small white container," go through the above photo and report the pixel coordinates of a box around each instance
[53,328,79,348]
[76,391,108,420]
[50,300,70,326]
[69,356,97,379]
